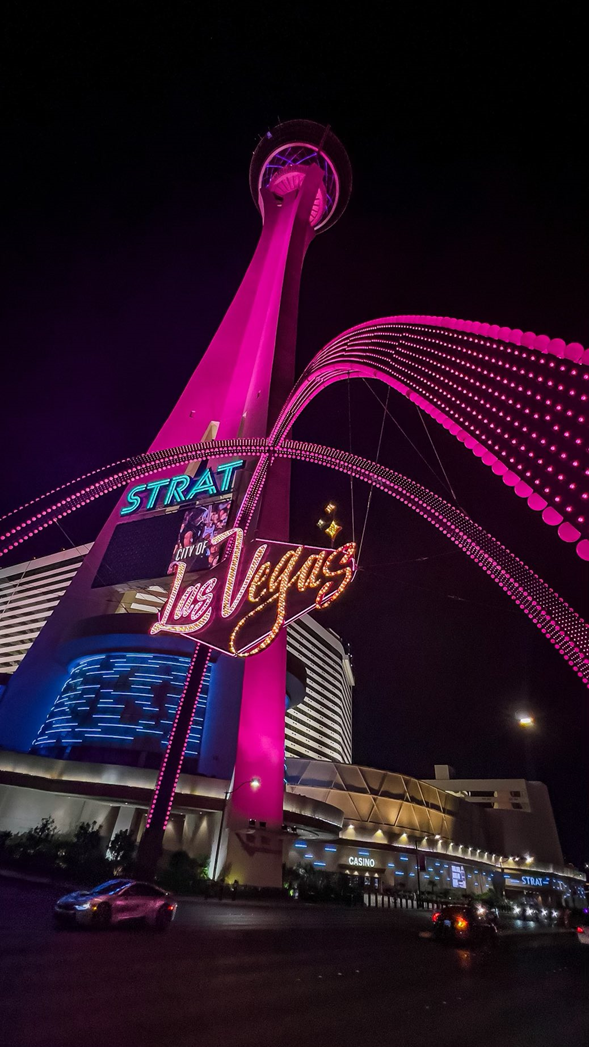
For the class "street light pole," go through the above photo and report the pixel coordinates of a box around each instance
[414,837,423,907]
[516,713,536,780]
[211,777,261,881]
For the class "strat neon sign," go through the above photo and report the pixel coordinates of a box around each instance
[151,527,357,658]
[120,461,244,516]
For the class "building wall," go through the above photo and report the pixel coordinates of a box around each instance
[31,649,210,762]
[286,617,353,763]
[285,758,490,850]
[423,773,564,866]
[0,547,88,675]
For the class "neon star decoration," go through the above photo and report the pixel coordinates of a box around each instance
[325,520,342,541]
[150,526,357,657]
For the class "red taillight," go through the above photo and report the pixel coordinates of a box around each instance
[577,926,584,934]
[167,904,175,911]
[432,912,441,923]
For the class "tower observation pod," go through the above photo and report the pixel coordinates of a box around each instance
[0,121,352,888]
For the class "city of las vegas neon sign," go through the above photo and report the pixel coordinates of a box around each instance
[151,526,357,658]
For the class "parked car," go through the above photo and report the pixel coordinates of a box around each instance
[431,903,498,946]
[576,909,589,946]
[53,878,176,930]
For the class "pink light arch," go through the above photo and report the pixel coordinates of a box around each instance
[1,437,587,688]
[239,316,589,559]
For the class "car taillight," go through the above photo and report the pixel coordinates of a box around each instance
[577,926,584,934]
[432,912,441,923]
[454,916,468,931]
[167,904,175,911]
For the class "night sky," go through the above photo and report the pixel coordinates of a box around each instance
[1,10,588,864]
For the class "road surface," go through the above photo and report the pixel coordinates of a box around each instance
[1,880,587,1047]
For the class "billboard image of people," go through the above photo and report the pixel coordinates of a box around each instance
[168,498,231,574]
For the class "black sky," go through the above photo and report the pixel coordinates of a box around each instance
[0,8,588,863]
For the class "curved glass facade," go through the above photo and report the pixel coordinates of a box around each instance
[32,651,210,760]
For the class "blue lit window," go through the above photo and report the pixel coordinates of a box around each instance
[294,841,307,849]
[313,862,326,868]
[358,850,370,856]
[399,855,409,861]
[324,846,337,852]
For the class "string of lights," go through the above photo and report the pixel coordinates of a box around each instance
[0,436,586,687]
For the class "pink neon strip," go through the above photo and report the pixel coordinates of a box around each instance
[145,643,211,830]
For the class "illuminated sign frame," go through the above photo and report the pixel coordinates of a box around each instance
[151,526,357,658]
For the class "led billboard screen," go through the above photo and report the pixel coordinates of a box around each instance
[92,494,234,589]
[450,863,466,889]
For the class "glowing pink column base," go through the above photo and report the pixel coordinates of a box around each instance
[230,639,286,824]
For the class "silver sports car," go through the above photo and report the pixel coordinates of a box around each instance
[53,878,177,930]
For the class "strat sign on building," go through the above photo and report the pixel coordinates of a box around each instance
[120,462,245,515]
[151,527,357,658]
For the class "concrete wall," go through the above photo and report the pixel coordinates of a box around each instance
[0,784,118,842]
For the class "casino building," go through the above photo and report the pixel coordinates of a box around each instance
[0,546,354,767]
[0,747,583,908]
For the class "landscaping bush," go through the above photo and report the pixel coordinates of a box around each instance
[1,817,113,884]
[156,849,209,895]
[287,863,364,905]
[108,828,137,875]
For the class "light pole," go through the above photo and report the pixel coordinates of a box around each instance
[212,777,261,881]
[413,837,423,907]
[516,712,536,780]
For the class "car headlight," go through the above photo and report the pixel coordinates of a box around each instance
[74,902,92,910]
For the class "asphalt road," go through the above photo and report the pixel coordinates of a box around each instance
[1,880,587,1047]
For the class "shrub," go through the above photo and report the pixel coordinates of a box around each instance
[156,850,209,894]
[5,816,62,874]
[108,829,136,873]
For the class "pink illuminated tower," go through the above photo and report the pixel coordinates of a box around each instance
[0,120,352,886]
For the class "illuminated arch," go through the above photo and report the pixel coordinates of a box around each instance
[1,438,587,688]
[238,316,589,559]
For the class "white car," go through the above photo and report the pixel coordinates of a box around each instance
[54,878,177,930]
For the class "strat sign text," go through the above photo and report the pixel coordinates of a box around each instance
[120,461,244,516]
